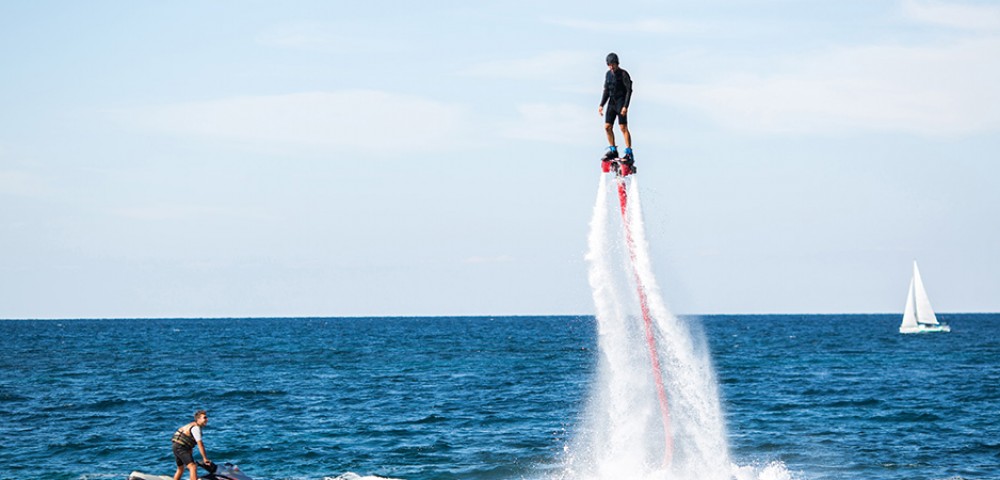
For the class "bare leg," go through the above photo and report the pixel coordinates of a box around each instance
[604,123,616,147]
[620,123,632,149]
[188,462,199,480]
[174,466,183,480]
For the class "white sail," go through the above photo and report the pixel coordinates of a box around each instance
[900,261,949,333]
[911,262,940,325]
[900,276,918,329]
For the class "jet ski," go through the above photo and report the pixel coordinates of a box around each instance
[129,461,253,480]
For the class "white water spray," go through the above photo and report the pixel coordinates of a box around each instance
[560,175,732,480]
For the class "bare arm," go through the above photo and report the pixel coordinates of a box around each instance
[197,440,210,464]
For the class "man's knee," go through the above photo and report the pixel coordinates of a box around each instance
[604,123,614,132]
[619,124,629,132]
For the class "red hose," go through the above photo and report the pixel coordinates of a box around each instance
[617,178,674,469]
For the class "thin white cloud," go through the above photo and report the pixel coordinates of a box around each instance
[464,255,514,264]
[501,103,595,144]
[462,51,591,81]
[120,91,470,154]
[257,23,337,49]
[0,170,53,198]
[111,204,245,221]
[902,0,1000,31]
[256,22,400,52]
[549,17,699,35]
[648,37,1000,135]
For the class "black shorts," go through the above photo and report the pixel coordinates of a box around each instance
[604,101,628,125]
[173,443,195,467]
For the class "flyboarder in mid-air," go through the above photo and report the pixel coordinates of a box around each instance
[599,52,635,176]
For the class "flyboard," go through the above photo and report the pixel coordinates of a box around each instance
[601,154,674,468]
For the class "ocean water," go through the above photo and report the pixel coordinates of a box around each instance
[1,314,997,480]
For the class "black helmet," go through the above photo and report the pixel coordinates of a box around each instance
[606,52,619,65]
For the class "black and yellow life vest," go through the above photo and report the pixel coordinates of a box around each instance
[171,424,197,449]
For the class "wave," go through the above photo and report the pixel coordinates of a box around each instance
[39,397,131,413]
[325,473,403,480]
[730,461,796,480]
[409,414,449,424]
[218,389,288,399]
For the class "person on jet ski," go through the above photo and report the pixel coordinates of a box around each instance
[172,410,212,480]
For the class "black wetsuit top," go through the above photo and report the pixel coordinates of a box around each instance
[601,68,633,109]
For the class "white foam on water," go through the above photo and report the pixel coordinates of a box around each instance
[324,473,403,480]
[730,461,796,480]
[558,174,736,480]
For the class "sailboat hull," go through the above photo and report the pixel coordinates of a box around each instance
[899,323,951,334]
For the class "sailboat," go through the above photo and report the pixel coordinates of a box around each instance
[899,261,950,334]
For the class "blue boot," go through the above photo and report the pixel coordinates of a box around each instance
[602,146,619,161]
[620,148,636,176]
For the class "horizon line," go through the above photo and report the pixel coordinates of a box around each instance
[2,312,998,321]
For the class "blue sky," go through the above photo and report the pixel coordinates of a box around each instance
[2,1,998,318]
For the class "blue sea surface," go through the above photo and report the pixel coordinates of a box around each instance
[1,315,997,480]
